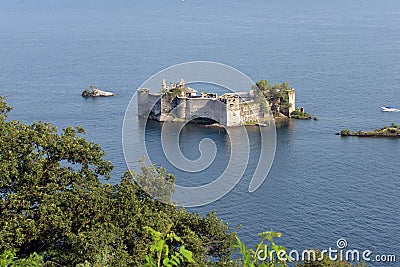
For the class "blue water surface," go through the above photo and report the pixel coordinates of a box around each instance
[1,0,399,265]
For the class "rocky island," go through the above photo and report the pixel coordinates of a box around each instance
[339,123,400,138]
[82,85,114,97]
[138,79,310,127]
[254,80,312,120]
[289,107,312,120]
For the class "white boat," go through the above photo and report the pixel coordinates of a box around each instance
[381,106,399,112]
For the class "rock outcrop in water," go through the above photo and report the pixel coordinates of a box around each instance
[338,123,400,138]
[290,107,312,120]
[82,86,114,97]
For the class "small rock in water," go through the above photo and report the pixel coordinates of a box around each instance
[82,86,114,97]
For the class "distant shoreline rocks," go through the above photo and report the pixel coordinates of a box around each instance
[338,123,400,138]
[82,86,114,97]
[289,107,312,120]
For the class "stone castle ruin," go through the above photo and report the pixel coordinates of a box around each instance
[138,79,295,127]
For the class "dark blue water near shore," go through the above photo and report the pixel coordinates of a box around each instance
[1,0,400,265]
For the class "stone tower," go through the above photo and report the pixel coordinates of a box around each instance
[162,79,168,91]
[225,95,241,126]
[287,89,296,114]
[176,97,187,119]
[137,88,150,117]
[179,79,185,88]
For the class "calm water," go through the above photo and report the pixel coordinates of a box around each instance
[1,0,400,265]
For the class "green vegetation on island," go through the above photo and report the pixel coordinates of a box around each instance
[290,108,312,120]
[255,80,293,117]
[255,80,314,121]
[340,123,400,137]
[244,121,259,126]
[81,85,95,97]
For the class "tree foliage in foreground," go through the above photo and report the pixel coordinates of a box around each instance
[233,231,289,267]
[0,250,44,266]
[0,96,235,266]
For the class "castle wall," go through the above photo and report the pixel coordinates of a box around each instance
[137,88,162,120]
[287,89,296,114]
[175,97,187,119]
[160,95,171,121]
[239,101,262,123]
[137,88,149,118]
[137,85,293,126]
[186,98,227,125]
[226,97,241,126]
[148,94,162,120]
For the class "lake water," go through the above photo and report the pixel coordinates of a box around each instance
[1,0,399,265]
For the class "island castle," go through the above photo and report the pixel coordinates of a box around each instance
[137,79,295,127]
